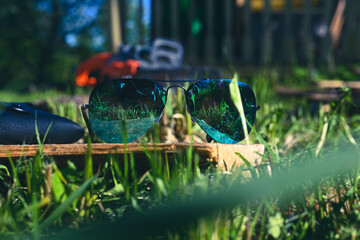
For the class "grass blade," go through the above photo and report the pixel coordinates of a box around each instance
[0,164,10,180]
[7,153,20,187]
[230,73,250,145]
[39,177,94,231]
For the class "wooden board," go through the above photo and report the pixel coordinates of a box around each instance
[317,80,360,91]
[0,143,265,172]
[278,81,360,104]
[276,86,343,101]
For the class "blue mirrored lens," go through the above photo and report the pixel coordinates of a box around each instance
[186,79,257,144]
[89,79,166,143]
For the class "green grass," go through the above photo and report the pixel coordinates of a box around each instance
[1,67,360,239]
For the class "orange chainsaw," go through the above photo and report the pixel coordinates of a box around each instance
[75,38,184,87]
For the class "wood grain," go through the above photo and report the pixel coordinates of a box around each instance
[0,143,265,171]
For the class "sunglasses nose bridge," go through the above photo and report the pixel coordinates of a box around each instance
[164,84,187,100]
[163,84,194,119]
[165,85,196,124]
[165,85,187,92]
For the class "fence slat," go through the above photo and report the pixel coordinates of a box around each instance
[119,0,127,44]
[358,0,360,57]
[242,0,253,62]
[262,0,271,64]
[138,0,144,44]
[188,0,197,64]
[303,0,313,62]
[109,0,122,51]
[283,0,293,63]
[344,0,359,61]
[223,0,234,62]
[171,0,179,41]
[205,0,215,64]
[342,0,350,59]
[149,0,359,65]
[152,0,162,38]
[322,0,334,61]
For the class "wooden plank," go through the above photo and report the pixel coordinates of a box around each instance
[317,80,360,90]
[215,144,265,172]
[0,143,209,158]
[0,143,265,172]
[277,86,344,101]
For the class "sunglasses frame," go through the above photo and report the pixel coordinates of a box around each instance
[81,78,260,143]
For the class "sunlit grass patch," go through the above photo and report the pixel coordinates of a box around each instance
[1,68,360,239]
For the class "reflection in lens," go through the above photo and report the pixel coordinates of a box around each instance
[186,79,257,144]
[89,79,166,143]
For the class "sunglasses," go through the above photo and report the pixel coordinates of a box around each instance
[81,78,260,144]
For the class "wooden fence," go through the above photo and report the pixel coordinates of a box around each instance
[120,0,360,66]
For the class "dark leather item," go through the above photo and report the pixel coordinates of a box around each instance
[0,102,84,144]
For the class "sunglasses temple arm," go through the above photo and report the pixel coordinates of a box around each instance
[81,104,96,142]
[252,105,261,111]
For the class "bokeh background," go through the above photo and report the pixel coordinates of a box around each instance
[1,0,359,91]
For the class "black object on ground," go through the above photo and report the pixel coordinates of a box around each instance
[0,102,84,144]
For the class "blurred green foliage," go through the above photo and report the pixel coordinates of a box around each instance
[1,67,360,239]
[0,0,108,91]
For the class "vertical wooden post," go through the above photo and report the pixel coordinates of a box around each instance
[223,0,234,62]
[171,0,179,41]
[138,0,144,44]
[262,0,271,64]
[109,0,122,52]
[188,0,197,64]
[205,0,215,64]
[303,0,313,62]
[341,0,349,58]
[119,0,126,44]
[322,0,334,65]
[343,0,358,61]
[358,0,360,59]
[243,0,253,63]
[235,0,244,63]
[283,0,293,63]
[152,0,162,38]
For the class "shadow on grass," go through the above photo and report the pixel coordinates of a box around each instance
[47,144,359,240]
